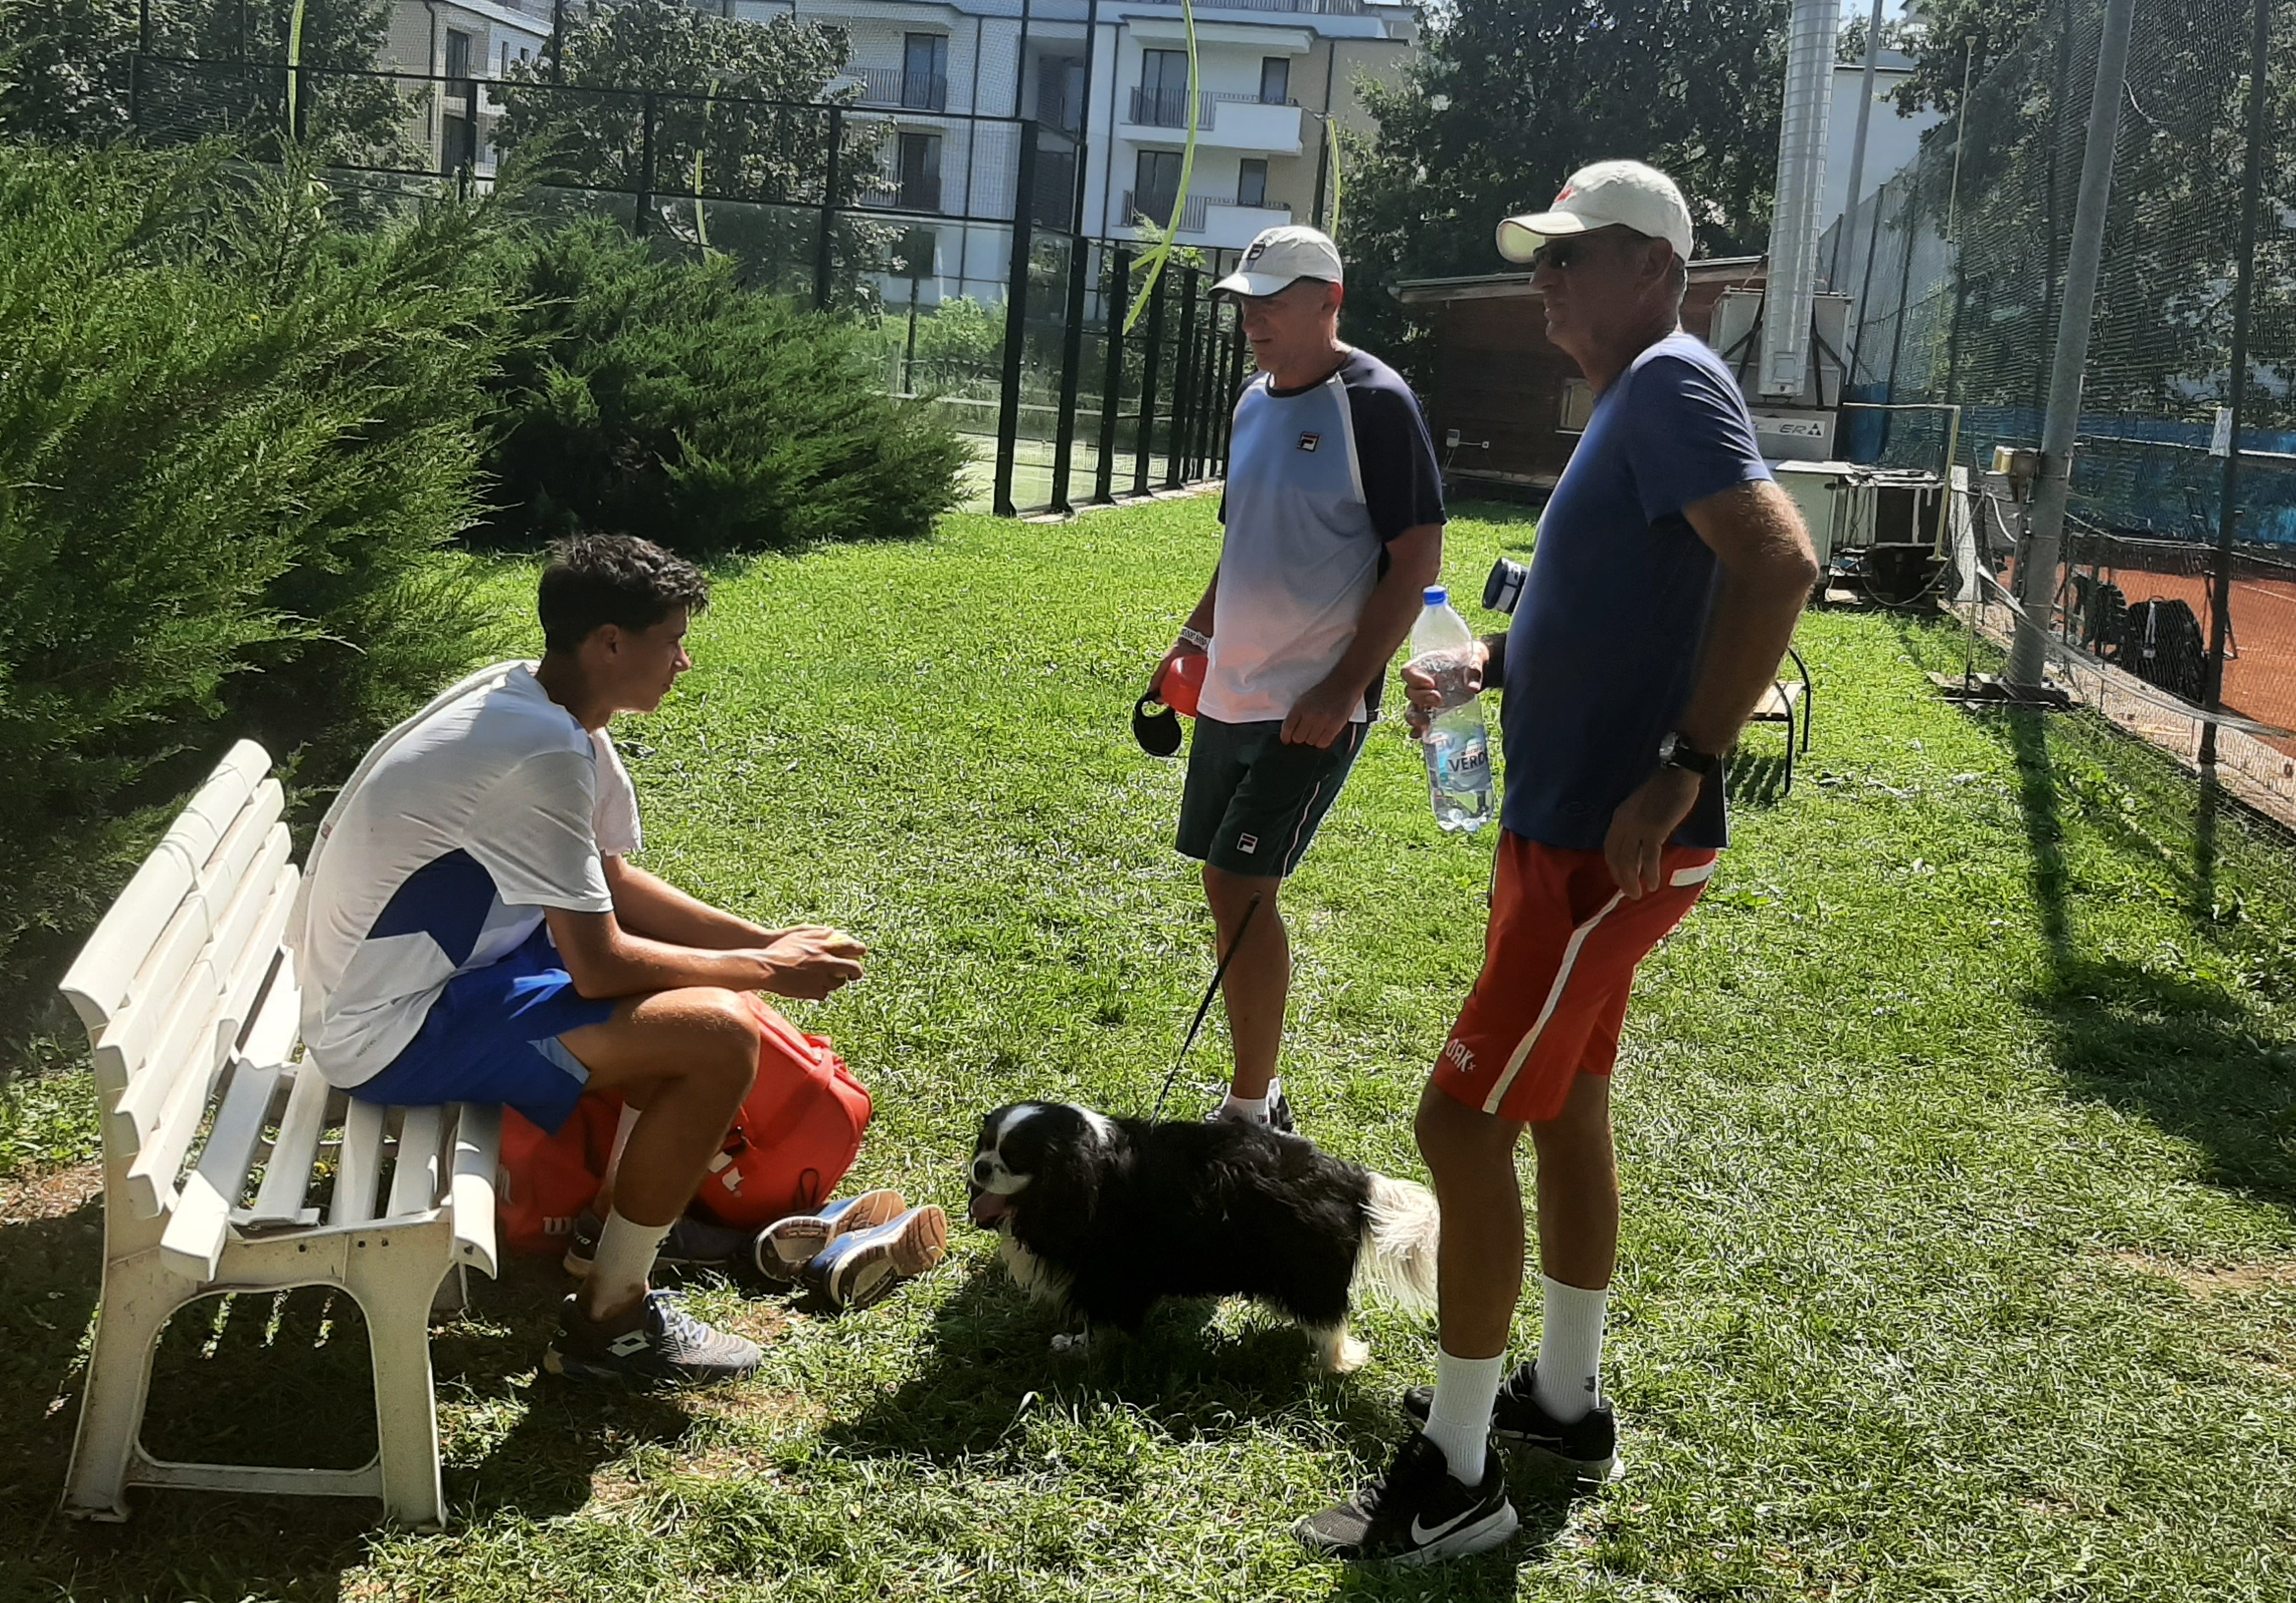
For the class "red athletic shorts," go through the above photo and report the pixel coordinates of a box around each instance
[1431,832,1716,1124]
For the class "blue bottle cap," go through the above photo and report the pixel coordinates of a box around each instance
[1424,585,1448,606]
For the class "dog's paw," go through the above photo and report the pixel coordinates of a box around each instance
[1050,1331,1092,1357]
[1311,1329,1370,1373]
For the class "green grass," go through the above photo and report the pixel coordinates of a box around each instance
[4,497,2296,1600]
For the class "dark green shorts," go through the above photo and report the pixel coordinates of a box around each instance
[1176,715,1367,879]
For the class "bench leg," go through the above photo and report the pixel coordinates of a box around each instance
[352,1255,447,1532]
[63,1259,184,1520]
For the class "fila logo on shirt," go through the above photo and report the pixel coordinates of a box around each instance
[1297,432,1321,453]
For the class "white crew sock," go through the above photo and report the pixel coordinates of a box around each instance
[1532,1275,1609,1424]
[1220,1077,1280,1124]
[602,1102,641,1184]
[581,1209,671,1320]
[1421,1348,1503,1483]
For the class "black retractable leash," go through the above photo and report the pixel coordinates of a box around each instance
[1149,892,1262,1123]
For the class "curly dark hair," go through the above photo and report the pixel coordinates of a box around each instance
[538,532,711,653]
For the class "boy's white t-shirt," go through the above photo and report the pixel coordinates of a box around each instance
[291,661,641,1088]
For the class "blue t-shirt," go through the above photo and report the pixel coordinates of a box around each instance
[1499,331,1772,851]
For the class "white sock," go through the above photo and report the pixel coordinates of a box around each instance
[582,1209,671,1320]
[602,1102,641,1184]
[1220,1077,1279,1124]
[1532,1275,1608,1424]
[1422,1348,1503,1483]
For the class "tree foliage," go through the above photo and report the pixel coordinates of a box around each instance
[0,144,507,1019]
[1337,0,1790,368]
[478,221,967,553]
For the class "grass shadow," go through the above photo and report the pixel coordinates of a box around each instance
[1725,749,1793,810]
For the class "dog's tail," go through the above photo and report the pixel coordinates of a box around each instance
[1354,1172,1440,1310]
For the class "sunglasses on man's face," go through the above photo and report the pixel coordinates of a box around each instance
[1529,238,1603,273]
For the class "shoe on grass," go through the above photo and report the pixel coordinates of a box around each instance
[1400,1359,1619,1480]
[560,1211,756,1282]
[542,1290,762,1388]
[1204,1086,1297,1135]
[802,1203,948,1311]
[1293,1430,1517,1564]
[751,1189,910,1284]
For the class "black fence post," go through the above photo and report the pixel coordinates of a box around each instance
[130,0,149,132]
[993,120,1041,518]
[1191,305,1220,479]
[1050,237,1092,516]
[1218,318,1246,475]
[1133,268,1166,496]
[814,105,843,311]
[1164,267,1200,490]
[549,0,566,83]
[1095,248,1130,503]
[634,92,657,238]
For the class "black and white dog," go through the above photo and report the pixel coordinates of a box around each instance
[964,1102,1440,1372]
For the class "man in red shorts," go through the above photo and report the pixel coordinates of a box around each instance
[1297,160,1819,1563]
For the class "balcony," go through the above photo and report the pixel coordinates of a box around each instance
[848,65,949,112]
[1122,188,1210,234]
[1118,90,1305,153]
[1129,0,1365,13]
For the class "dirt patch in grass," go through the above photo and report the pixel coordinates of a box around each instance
[0,1157,100,1225]
[2110,1250,2296,1296]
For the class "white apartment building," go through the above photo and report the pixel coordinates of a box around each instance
[378,0,553,178]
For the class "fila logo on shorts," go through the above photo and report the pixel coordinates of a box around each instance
[1297,433,1321,452]
[1237,834,1259,855]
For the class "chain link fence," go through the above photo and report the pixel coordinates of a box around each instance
[1823,0,2296,815]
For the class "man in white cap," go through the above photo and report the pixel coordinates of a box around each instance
[1297,163,1817,1562]
[1150,225,1445,1134]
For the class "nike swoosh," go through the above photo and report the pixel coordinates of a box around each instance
[1410,1506,1482,1546]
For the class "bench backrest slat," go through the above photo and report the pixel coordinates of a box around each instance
[59,741,270,1040]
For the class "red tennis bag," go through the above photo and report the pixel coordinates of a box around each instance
[689,994,872,1229]
[496,993,872,1251]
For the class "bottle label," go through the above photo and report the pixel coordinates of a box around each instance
[1436,738,1489,790]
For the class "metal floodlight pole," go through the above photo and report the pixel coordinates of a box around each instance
[2198,0,2274,766]
[1830,0,1886,289]
[2003,0,2136,690]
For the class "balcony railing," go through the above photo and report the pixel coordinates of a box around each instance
[1130,0,1366,13]
[1122,188,1210,233]
[1126,87,1297,130]
[849,65,948,112]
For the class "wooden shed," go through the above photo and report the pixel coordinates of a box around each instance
[1392,256,1769,496]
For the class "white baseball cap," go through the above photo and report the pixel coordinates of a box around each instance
[1211,225,1344,298]
[1496,160,1694,265]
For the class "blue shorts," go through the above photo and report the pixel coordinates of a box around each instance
[352,923,618,1135]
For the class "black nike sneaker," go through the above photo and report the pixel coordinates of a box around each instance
[1293,1431,1517,1564]
[1401,1359,1618,1480]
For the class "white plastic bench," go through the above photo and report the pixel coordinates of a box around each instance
[55,739,501,1532]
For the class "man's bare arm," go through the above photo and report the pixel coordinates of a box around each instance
[1674,479,1821,753]
[1282,522,1445,748]
[544,904,863,1003]
[606,855,772,948]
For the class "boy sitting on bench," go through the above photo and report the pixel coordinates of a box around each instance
[293,533,875,1385]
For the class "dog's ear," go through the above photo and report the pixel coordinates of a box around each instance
[1008,1140,1099,1256]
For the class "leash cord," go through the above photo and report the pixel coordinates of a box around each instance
[1150,891,1261,1123]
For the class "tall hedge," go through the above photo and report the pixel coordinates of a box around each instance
[479,222,967,552]
[0,146,507,1028]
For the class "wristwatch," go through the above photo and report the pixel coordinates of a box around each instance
[1657,732,1720,778]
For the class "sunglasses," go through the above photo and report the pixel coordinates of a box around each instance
[1527,239,1602,273]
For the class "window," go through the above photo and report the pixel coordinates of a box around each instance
[1036,55,1085,132]
[897,131,942,212]
[1560,377,1595,433]
[902,34,947,111]
[1134,148,1182,223]
[1138,48,1188,127]
[1237,158,1268,209]
[444,29,473,83]
[1259,57,1290,104]
[499,41,510,76]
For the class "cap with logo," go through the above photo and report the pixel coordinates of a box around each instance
[1495,160,1694,265]
[1211,225,1345,298]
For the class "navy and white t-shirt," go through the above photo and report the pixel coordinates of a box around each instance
[288,661,640,1088]
[1205,348,1445,724]
[1500,331,1772,851]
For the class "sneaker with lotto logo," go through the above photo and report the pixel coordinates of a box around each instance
[542,1290,762,1387]
[1400,1359,1619,1480]
[1204,1086,1297,1136]
[750,1189,910,1284]
[1293,1430,1517,1564]
[801,1203,948,1311]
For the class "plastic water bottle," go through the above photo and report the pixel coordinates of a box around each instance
[1408,587,1494,834]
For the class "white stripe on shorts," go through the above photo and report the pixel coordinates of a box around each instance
[1480,890,1627,1116]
